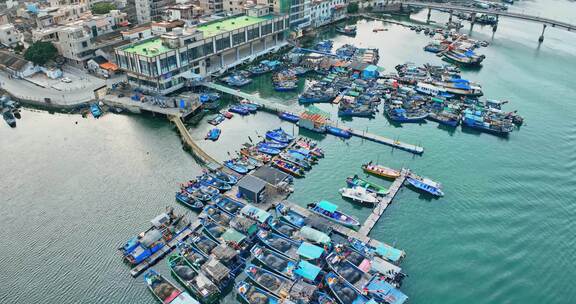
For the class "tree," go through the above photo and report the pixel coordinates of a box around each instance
[24,41,58,65]
[91,2,116,15]
[347,3,359,14]
[13,43,24,54]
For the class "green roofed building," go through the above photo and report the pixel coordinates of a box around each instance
[115,9,289,95]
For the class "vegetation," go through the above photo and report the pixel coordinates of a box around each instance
[24,41,58,65]
[91,2,116,15]
[347,2,359,14]
[13,43,24,54]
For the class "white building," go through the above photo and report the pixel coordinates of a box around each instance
[199,0,224,14]
[223,0,246,15]
[136,0,176,24]
[0,24,22,47]
[257,0,311,30]
[309,0,347,27]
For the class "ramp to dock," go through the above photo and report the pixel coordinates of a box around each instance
[358,169,408,237]
[349,129,424,154]
[169,114,222,167]
[201,82,292,114]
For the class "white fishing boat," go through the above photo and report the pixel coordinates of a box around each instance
[339,187,379,205]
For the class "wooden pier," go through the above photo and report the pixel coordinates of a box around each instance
[129,223,199,277]
[348,129,424,155]
[358,169,408,237]
[169,114,222,168]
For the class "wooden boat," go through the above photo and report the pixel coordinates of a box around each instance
[293,139,324,158]
[199,174,232,191]
[179,242,235,291]
[271,159,305,178]
[259,141,289,149]
[324,272,370,304]
[339,187,379,206]
[144,269,200,304]
[268,218,299,239]
[318,292,337,304]
[326,252,372,293]
[256,144,281,155]
[406,176,444,197]
[190,233,220,257]
[335,25,357,36]
[326,126,352,139]
[240,147,272,163]
[287,149,318,164]
[229,105,250,116]
[215,196,246,216]
[296,226,331,246]
[279,152,312,170]
[185,188,213,202]
[251,245,297,280]
[361,163,400,179]
[256,229,301,260]
[224,160,249,174]
[207,114,225,126]
[244,264,295,298]
[175,191,204,212]
[209,170,237,185]
[275,203,306,228]
[279,112,300,123]
[307,201,360,228]
[204,206,233,227]
[201,218,228,242]
[346,175,388,196]
[365,276,408,304]
[265,128,295,144]
[167,254,220,304]
[236,280,280,304]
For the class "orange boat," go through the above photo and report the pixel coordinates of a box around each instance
[361,162,400,179]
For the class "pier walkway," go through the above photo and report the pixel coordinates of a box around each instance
[129,224,198,277]
[169,114,222,167]
[201,82,424,155]
[358,169,408,237]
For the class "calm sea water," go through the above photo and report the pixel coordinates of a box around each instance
[1,1,575,303]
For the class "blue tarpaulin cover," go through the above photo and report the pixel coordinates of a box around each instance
[317,200,338,213]
[294,260,321,281]
[375,244,404,263]
[297,242,324,259]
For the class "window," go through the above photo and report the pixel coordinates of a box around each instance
[275,20,284,31]
[139,60,150,75]
[247,28,259,40]
[261,24,272,35]
[180,51,189,65]
[232,32,245,46]
[203,42,214,55]
[82,41,88,48]
[215,37,230,51]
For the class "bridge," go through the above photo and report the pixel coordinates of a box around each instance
[398,0,575,41]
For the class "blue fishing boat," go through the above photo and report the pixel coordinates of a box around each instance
[189,233,219,257]
[199,174,232,191]
[279,112,300,123]
[224,160,249,174]
[315,40,334,52]
[178,243,234,291]
[167,254,221,304]
[326,252,372,293]
[233,158,255,170]
[201,218,228,241]
[244,264,295,298]
[317,292,337,304]
[268,218,299,239]
[236,280,280,304]
[215,196,246,216]
[204,206,234,227]
[324,272,370,304]
[250,245,297,280]
[385,107,428,123]
[256,144,281,155]
[205,128,221,141]
[198,185,220,198]
[122,235,165,265]
[275,202,306,228]
[144,269,200,304]
[406,176,444,197]
[229,105,250,116]
[299,90,336,104]
[90,103,102,118]
[247,64,272,75]
[175,191,204,212]
[223,74,252,87]
[256,230,301,260]
[287,149,318,163]
[184,187,213,202]
[326,126,352,139]
[279,152,312,170]
[209,170,238,185]
[239,102,258,113]
[259,141,289,149]
[307,201,360,228]
[365,276,408,304]
[335,25,357,36]
[274,81,298,92]
[265,128,294,144]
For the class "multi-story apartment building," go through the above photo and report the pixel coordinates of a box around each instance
[257,0,310,30]
[0,24,22,47]
[223,0,246,15]
[115,11,289,95]
[199,0,224,15]
[309,0,347,27]
[136,0,176,24]
[164,3,204,23]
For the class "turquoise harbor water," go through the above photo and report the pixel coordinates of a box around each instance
[1,1,576,303]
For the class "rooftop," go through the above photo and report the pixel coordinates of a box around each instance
[122,38,173,57]
[196,15,274,38]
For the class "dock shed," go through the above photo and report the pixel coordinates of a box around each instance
[237,175,267,204]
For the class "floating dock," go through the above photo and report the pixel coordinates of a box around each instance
[348,129,424,154]
[358,169,408,237]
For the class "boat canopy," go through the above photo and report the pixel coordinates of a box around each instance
[170,292,201,304]
[297,242,325,259]
[375,244,404,263]
[317,200,338,213]
[294,260,321,281]
[298,226,331,245]
[240,205,271,224]
[141,229,163,247]
[221,228,246,244]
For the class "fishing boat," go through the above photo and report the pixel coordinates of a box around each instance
[241,155,263,168]
[339,187,379,206]
[296,226,331,246]
[209,170,238,185]
[293,139,324,158]
[336,25,357,36]
[2,108,16,128]
[244,264,295,298]
[274,80,298,91]
[190,234,219,257]
[279,152,312,170]
[365,276,408,304]
[318,292,337,304]
[326,252,372,293]
[236,280,280,304]
[233,157,256,170]
[239,102,259,113]
[247,64,272,75]
[287,149,318,164]
[275,203,306,228]
[201,218,228,241]
[179,242,234,289]
[271,159,305,178]
[299,90,337,104]
[259,140,289,149]
[361,163,400,179]
[205,128,221,141]
[175,191,204,212]
[241,147,272,163]
[215,196,246,216]
[384,107,428,123]
[229,105,250,116]
[265,128,294,144]
[268,218,299,239]
[326,126,352,139]
[461,109,514,136]
[90,103,102,118]
[315,40,334,52]
[144,269,199,304]
[184,187,213,202]
[307,201,360,228]
[406,175,444,197]
[224,160,249,174]
[324,272,370,304]
[442,49,486,67]
[346,175,389,196]
[167,254,221,304]
[221,111,233,119]
[251,245,297,280]
[205,206,234,227]
[223,74,252,87]
[207,114,225,126]
[197,185,220,198]
[427,111,460,127]
[279,112,300,123]
[256,230,301,260]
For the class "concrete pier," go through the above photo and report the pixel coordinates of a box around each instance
[169,114,222,167]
